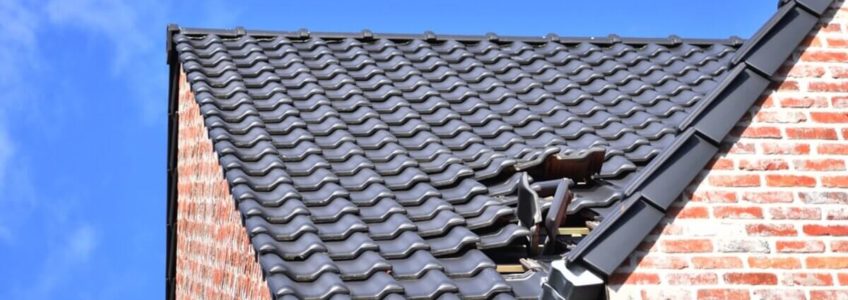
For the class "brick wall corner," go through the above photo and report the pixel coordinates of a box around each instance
[174,70,271,300]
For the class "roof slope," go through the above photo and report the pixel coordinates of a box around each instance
[170,31,737,298]
[165,0,834,298]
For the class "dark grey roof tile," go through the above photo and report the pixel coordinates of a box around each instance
[388,250,443,280]
[324,232,379,260]
[174,29,742,297]
[452,268,512,299]
[439,249,496,278]
[315,213,368,240]
[267,272,349,300]
[344,272,404,300]
[426,226,480,256]
[260,252,339,282]
[358,198,405,223]
[253,232,326,260]
[376,231,430,259]
[335,251,391,281]
[397,270,458,300]
[367,213,417,240]
[415,210,465,237]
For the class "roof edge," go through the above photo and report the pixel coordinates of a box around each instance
[563,0,836,278]
[165,24,181,300]
[167,25,745,47]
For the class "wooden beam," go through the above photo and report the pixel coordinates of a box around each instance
[557,227,590,237]
[496,264,526,273]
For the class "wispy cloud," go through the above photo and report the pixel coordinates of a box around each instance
[45,0,168,124]
[0,0,39,246]
[27,224,98,299]
[45,0,152,73]
[0,1,104,298]
[0,0,39,78]
[0,124,14,191]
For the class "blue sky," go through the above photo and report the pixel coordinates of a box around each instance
[0,1,773,298]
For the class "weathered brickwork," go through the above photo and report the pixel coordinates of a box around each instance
[175,70,270,300]
[610,2,848,299]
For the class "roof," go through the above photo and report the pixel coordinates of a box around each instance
[165,0,835,298]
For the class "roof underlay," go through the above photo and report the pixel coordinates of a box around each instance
[165,0,835,298]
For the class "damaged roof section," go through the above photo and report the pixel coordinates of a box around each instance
[168,28,745,299]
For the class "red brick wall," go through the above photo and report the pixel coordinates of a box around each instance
[174,70,270,299]
[609,2,848,299]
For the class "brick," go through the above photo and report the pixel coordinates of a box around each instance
[799,191,848,204]
[667,273,718,285]
[801,50,848,62]
[708,174,760,187]
[691,190,737,203]
[754,111,807,123]
[635,255,688,269]
[662,239,713,253]
[807,256,848,269]
[726,142,755,154]
[640,289,693,300]
[827,208,848,220]
[768,207,821,220]
[776,240,826,253]
[759,94,776,108]
[811,290,848,300]
[738,126,782,139]
[752,289,806,300]
[765,175,816,187]
[738,159,788,171]
[746,224,798,237]
[803,224,848,236]
[609,272,660,285]
[810,112,848,123]
[761,142,811,155]
[839,273,848,285]
[827,37,848,47]
[692,256,743,269]
[781,273,833,286]
[778,96,827,108]
[785,127,838,140]
[823,175,848,187]
[794,159,846,171]
[714,206,763,219]
[717,239,770,253]
[832,96,848,108]
[834,241,848,252]
[808,80,848,92]
[776,79,800,92]
[711,158,734,170]
[786,64,826,77]
[830,65,848,78]
[674,205,710,219]
[697,289,750,300]
[817,143,848,155]
[748,257,801,269]
[742,191,793,204]
[723,272,777,285]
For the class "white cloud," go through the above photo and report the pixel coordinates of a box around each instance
[67,224,98,262]
[45,0,168,123]
[0,0,38,247]
[27,224,98,299]
[0,0,38,46]
[0,0,40,101]
[0,125,14,189]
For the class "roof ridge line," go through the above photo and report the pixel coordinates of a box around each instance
[168,24,746,47]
